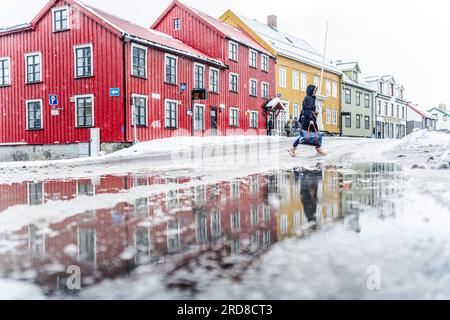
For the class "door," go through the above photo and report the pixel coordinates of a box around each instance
[90,128,100,157]
[210,107,218,136]
[276,111,287,136]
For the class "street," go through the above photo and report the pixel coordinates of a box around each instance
[0,131,449,299]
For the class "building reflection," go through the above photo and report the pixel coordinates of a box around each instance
[0,163,404,294]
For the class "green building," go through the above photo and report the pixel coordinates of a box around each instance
[337,61,376,138]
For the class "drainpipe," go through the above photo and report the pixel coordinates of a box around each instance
[122,34,130,143]
[340,81,344,137]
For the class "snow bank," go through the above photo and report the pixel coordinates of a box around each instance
[0,278,44,300]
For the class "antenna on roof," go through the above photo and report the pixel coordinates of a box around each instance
[318,21,328,96]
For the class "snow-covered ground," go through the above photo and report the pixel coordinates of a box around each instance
[0,130,449,299]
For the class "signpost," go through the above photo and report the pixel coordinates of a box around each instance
[110,88,120,97]
[191,89,208,136]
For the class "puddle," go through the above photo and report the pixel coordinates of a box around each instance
[0,163,406,297]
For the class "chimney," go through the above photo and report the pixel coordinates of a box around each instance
[267,15,277,30]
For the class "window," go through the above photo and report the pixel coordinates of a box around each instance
[345,114,351,128]
[209,68,219,93]
[231,210,240,231]
[78,180,94,196]
[228,41,238,61]
[75,95,94,128]
[300,73,307,92]
[365,116,370,129]
[261,54,269,72]
[173,18,181,30]
[165,54,177,84]
[230,108,239,127]
[402,106,405,119]
[229,73,239,92]
[444,115,448,121]
[279,67,286,88]
[379,82,383,94]
[356,92,361,106]
[132,44,147,78]
[356,114,361,128]
[377,100,381,114]
[211,210,221,238]
[250,111,258,128]
[132,95,147,127]
[292,71,299,90]
[26,100,43,130]
[0,57,10,86]
[52,6,69,32]
[78,229,96,264]
[332,81,338,98]
[326,108,331,124]
[314,76,320,88]
[384,102,388,115]
[325,80,332,96]
[25,52,41,83]
[396,105,400,118]
[194,104,205,131]
[28,182,43,205]
[261,82,269,99]
[249,50,257,68]
[293,104,300,120]
[345,88,351,104]
[249,79,257,96]
[364,94,370,108]
[391,104,394,117]
[332,109,338,125]
[74,45,92,78]
[194,63,205,89]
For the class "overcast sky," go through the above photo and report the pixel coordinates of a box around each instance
[2,0,449,108]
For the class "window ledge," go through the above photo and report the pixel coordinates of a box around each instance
[131,74,147,80]
[75,75,94,80]
[27,128,43,131]
[164,81,178,86]
[76,126,94,129]
[53,29,70,33]
[0,84,11,88]
[25,81,43,85]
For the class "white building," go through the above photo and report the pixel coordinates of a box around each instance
[364,75,408,139]
[406,103,437,135]
[428,104,450,133]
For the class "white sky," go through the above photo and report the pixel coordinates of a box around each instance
[1,0,449,108]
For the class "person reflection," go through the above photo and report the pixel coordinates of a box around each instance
[300,170,322,227]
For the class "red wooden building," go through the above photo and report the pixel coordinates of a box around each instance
[0,0,276,159]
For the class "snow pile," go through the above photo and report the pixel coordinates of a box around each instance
[0,278,44,300]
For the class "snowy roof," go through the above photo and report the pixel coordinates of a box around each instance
[408,103,437,119]
[336,61,359,72]
[364,74,396,83]
[0,0,224,67]
[341,72,374,91]
[236,13,341,75]
[427,107,450,116]
[184,5,272,56]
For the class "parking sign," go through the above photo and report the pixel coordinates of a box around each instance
[49,94,58,106]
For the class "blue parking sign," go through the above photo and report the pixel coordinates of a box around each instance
[49,94,58,106]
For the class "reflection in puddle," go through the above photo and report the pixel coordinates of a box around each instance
[0,163,404,296]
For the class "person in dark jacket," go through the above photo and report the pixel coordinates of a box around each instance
[288,84,326,157]
[267,117,274,136]
[300,170,321,228]
[284,119,292,137]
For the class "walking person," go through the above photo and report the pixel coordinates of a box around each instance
[267,117,274,136]
[284,119,292,137]
[288,85,326,157]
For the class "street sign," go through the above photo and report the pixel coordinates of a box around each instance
[110,88,120,97]
[49,94,58,106]
[191,89,208,100]
[180,83,187,92]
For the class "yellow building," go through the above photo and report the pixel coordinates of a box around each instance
[220,11,342,134]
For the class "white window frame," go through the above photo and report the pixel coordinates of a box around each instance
[326,108,331,124]
[173,18,181,31]
[164,53,178,84]
[74,94,95,128]
[325,79,332,97]
[249,49,257,68]
[230,107,239,127]
[261,81,269,99]
[131,94,148,127]
[24,52,42,84]
[73,44,93,78]
[164,98,178,129]
[0,57,11,86]
[332,109,338,125]
[131,43,148,78]
[279,67,286,88]
[293,104,300,120]
[292,71,299,91]
[193,62,205,89]
[229,72,239,92]
[194,103,205,131]
[228,40,239,62]
[249,78,258,97]
[332,81,338,98]
[209,67,219,93]
[313,75,320,88]
[300,72,307,92]
[249,110,258,129]
[52,6,70,33]
[25,99,44,130]
[261,54,269,72]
